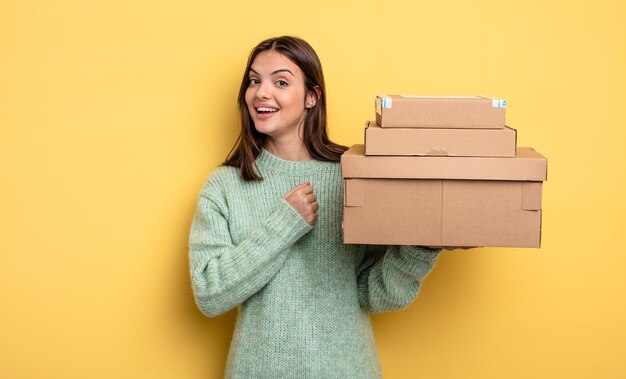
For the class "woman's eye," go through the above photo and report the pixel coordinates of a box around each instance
[276,80,288,87]
[249,78,260,85]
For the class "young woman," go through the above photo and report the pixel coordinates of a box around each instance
[188,36,441,378]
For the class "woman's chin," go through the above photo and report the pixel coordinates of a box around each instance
[253,123,274,136]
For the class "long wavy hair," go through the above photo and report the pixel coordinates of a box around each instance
[223,36,347,181]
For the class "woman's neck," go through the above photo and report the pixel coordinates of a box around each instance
[264,138,313,162]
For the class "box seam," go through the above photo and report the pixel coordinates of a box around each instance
[440,180,444,245]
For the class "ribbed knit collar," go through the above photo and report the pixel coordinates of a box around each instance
[256,148,330,175]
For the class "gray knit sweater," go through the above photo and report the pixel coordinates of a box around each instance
[189,148,440,378]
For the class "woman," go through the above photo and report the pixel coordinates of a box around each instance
[188,35,441,378]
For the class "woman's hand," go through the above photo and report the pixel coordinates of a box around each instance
[284,182,319,225]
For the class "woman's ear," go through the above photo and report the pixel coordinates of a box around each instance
[305,86,321,108]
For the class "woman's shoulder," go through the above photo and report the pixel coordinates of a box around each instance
[199,165,242,197]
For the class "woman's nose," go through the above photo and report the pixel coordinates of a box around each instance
[256,81,272,99]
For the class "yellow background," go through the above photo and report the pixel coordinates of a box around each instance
[1,0,624,378]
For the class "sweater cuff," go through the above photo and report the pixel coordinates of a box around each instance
[262,198,313,244]
[403,246,441,262]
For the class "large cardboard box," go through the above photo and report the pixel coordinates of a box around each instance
[364,121,517,157]
[341,145,547,248]
[375,95,506,128]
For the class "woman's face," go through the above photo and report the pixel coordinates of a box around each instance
[245,50,315,141]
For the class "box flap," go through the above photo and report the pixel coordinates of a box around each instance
[344,179,365,207]
[522,182,543,210]
[341,144,547,181]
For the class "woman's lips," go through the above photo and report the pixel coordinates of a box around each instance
[254,107,279,120]
[255,110,277,120]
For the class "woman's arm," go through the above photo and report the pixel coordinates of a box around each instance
[356,245,441,314]
[189,193,312,317]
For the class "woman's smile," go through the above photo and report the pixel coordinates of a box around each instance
[253,102,280,119]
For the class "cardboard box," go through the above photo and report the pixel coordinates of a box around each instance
[341,145,547,248]
[375,95,506,128]
[364,121,517,157]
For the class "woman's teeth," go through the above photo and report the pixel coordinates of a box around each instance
[257,107,278,113]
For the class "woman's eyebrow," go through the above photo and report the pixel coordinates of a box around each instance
[271,68,294,77]
[248,67,295,78]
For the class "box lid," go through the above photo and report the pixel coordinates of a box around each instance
[341,144,547,181]
[378,94,493,100]
[375,95,505,110]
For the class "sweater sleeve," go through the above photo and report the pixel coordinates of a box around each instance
[356,245,441,314]
[188,192,313,317]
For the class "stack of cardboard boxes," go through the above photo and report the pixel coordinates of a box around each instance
[341,95,548,248]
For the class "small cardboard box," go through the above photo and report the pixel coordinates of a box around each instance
[364,121,517,157]
[375,95,506,128]
[341,145,547,248]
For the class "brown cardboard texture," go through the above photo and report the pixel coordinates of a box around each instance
[341,145,547,248]
[342,145,546,181]
[364,121,517,157]
[375,95,506,128]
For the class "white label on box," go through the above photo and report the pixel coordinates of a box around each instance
[381,97,392,109]
[492,99,507,108]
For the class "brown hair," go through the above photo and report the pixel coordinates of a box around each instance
[223,36,347,181]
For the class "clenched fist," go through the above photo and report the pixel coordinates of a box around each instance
[284,182,319,225]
